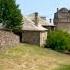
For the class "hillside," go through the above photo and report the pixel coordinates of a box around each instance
[0,44,70,70]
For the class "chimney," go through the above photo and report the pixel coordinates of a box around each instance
[57,8,59,12]
[34,12,39,26]
[49,18,52,23]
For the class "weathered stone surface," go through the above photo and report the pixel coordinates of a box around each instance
[54,8,70,33]
[0,30,19,49]
[22,31,47,47]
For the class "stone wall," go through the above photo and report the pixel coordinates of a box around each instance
[0,30,19,49]
[40,31,47,46]
[22,31,47,46]
[55,23,70,33]
[22,31,40,46]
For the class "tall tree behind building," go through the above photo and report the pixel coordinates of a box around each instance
[0,0,23,31]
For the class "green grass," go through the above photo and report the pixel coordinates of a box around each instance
[0,44,70,70]
[55,65,70,70]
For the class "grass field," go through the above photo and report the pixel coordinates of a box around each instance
[0,44,70,70]
[55,65,70,70]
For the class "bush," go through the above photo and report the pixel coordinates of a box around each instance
[46,30,70,52]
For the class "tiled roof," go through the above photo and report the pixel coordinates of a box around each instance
[27,13,55,26]
[22,16,47,31]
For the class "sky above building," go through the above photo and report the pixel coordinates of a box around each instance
[16,0,70,20]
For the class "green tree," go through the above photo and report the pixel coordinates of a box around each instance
[0,0,23,31]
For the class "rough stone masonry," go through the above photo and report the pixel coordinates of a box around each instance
[0,30,19,49]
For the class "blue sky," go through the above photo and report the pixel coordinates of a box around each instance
[16,0,70,20]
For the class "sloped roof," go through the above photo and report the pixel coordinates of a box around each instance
[27,13,55,26]
[22,16,47,31]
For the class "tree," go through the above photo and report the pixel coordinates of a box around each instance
[0,0,23,31]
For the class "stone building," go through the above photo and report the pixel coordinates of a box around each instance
[22,13,47,46]
[54,8,70,33]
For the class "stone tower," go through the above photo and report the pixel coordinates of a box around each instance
[54,8,70,33]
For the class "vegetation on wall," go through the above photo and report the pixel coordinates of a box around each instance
[46,30,70,52]
[0,0,23,31]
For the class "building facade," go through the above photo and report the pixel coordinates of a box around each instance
[54,8,70,33]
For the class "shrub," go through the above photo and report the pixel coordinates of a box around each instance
[46,30,70,52]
